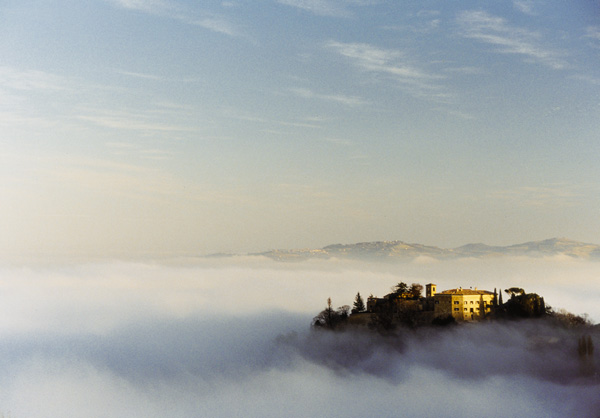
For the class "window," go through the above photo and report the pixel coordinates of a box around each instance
[454,308,459,311]
[464,308,467,311]
[470,301,473,304]
[454,301,459,304]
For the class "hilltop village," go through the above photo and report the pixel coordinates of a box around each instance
[313,282,550,331]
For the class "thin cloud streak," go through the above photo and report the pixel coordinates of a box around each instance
[77,113,197,133]
[457,11,568,70]
[0,67,68,91]
[107,0,245,37]
[107,0,174,14]
[324,41,451,103]
[488,184,589,208]
[276,0,354,18]
[289,87,369,106]
[513,0,537,16]
[115,70,164,81]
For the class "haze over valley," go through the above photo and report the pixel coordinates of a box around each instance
[0,256,599,417]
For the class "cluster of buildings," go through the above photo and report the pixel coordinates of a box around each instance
[364,283,497,324]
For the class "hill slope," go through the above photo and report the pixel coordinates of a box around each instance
[255,238,600,261]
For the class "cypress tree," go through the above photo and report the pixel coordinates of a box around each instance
[352,292,365,313]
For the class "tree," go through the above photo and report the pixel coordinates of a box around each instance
[409,283,423,299]
[395,302,420,328]
[552,309,592,327]
[352,292,365,313]
[312,297,337,329]
[578,335,595,377]
[505,287,525,299]
[501,291,547,318]
[312,298,349,330]
[369,300,396,332]
[392,282,409,296]
[338,305,350,320]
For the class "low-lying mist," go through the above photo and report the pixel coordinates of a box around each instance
[0,256,598,417]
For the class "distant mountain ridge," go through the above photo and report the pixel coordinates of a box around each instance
[254,238,600,261]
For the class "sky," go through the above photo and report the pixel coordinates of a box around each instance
[1,0,600,258]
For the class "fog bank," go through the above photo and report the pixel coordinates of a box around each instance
[0,257,598,417]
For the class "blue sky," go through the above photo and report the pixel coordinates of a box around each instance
[1,0,599,257]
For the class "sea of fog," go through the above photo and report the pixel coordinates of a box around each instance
[0,256,598,417]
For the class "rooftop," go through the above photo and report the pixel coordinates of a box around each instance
[441,288,494,295]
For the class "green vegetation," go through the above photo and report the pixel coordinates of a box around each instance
[352,292,365,314]
[492,289,546,319]
[312,282,595,332]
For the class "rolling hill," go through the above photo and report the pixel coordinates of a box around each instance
[254,238,600,261]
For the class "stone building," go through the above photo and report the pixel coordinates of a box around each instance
[429,286,495,321]
[365,283,496,323]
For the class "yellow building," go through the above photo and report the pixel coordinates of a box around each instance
[429,285,495,321]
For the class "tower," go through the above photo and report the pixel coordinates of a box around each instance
[426,283,437,298]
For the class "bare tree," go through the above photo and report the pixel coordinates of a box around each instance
[312,298,349,330]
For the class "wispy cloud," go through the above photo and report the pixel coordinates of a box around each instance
[324,41,450,103]
[0,66,68,91]
[191,16,240,36]
[570,74,600,86]
[105,142,175,161]
[513,0,536,15]
[443,66,483,75]
[457,11,568,70]
[433,107,474,120]
[224,107,323,129]
[488,184,585,207]
[323,137,352,146]
[276,0,374,18]
[585,26,600,40]
[584,26,600,50]
[385,10,442,35]
[107,0,244,37]
[115,70,164,80]
[78,109,196,133]
[289,87,369,107]
[107,0,175,14]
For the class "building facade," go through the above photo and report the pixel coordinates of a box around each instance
[430,286,495,321]
[365,284,496,323]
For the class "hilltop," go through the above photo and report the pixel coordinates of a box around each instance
[252,238,600,262]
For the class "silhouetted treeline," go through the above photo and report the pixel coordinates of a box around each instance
[312,283,595,332]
